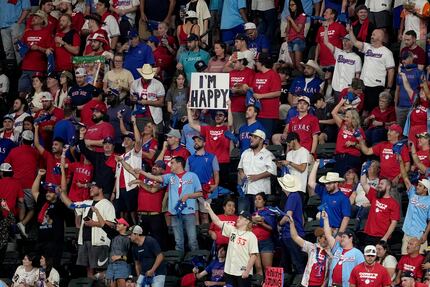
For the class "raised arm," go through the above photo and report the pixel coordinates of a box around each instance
[347,23,364,51]
[323,23,335,54]
[410,143,427,173]
[360,168,371,194]
[307,159,319,196]
[321,210,336,248]
[287,215,305,248]
[33,124,45,155]
[399,156,412,190]
[31,169,46,202]
[331,98,346,128]
[204,201,223,228]
[187,104,201,133]
[116,155,139,178]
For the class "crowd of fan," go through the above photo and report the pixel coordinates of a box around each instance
[1,0,430,286]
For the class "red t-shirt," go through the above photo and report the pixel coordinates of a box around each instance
[287,113,320,152]
[209,214,238,246]
[372,141,410,180]
[401,45,426,66]
[308,248,328,286]
[416,149,430,172]
[369,106,396,129]
[349,262,391,287]
[410,104,428,126]
[137,174,165,212]
[200,125,230,163]
[397,254,425,279]
[142,138,158,168]
[339,88,364,112]
[335,123,364,157]
[163,146,190,173]
[21,27,53,71]
[35,107,65,147]
[316,22,347,67]
[339,182,355,198]
[364,187,400,237]
[251,211,272,240]
[230,68,255,113]
[252,69,281,119]
[81,99,107,127]
[332,249,350,285]
[0,177,24,217]
[83,29,109,55]
[287,14,306,41]
[68,161,93,202]
[84,122,115,153]
[71,12,85,31]
[42,150,68,185]
[26,14,58,36]
[54,29,81,71]
[5,145,40,189]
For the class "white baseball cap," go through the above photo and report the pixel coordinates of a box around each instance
[250,129,266,140]
[364,245,377,256]
[0,163,12,172]
[244,22,257,30]
[22,130,34,141]
[419,179,430,190]
[75,67,87,77]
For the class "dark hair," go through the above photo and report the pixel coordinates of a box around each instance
[11,97,28,113]
[223,196,236,206]
[376,240,391,264]
[247,104,260,115]
[23,253,36,263]
[238,57,249,67]
[172,156,186,168]
[355,4,368,14]
[405,30,417,39]
[277,66,292,77]
[313,93,325,104]
[23,115,34,126]
[98,0,110,9]
[289,0,304,20]
[213,41,227,61]
[60,13,72,24]
[255,192,267,202]
[170,70,188,90]
[41,255,54,278]
[219,244,228,252]
[257,53,274,69]
[40,0,53,7]
[1,171,13,177]
[325,7,338,21]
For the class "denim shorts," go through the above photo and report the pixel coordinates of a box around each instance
[258,238,274,253]
[287,38,306,52]
[106,261,130,280]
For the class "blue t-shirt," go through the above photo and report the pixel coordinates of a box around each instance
[53,119,76,145]
[281,192,305,239]
[68,84,98,107]
[179,49,211,81]
[315,184,351,228]
[124,43,155,79]
[0,138,16,164]
[403,185,430,237]
[220,0,246,30]
[396,68,422,108]
[163,171,202,215]
[289,76,324,102]
[329,242,364,287]
[186,151,220,184]
[248,35,271,54]
[0,0,31,28]
[205,260,225,282]
[238,120,266,153]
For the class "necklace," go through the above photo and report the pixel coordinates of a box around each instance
[364,263,375,273]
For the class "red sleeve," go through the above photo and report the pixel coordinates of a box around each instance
[270,71,281,92]
[246,70,255,86]
[397,257,404,270]
[42,150,51,161]
[338,23,347,37]
[149,139,158,151]
[401,145,410,163]
[390,199,401,221]
[200,125,209,137]
[365,186,376,202]
[73,32,81,46]
[372,142,383,156]
[311,116,320,135]
[209,222,215,232]
[382,268,392,285]
[297,14,306,25]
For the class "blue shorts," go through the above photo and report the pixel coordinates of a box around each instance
[258,238,274,253]
[287,38,306,52]
[106,261,130,280]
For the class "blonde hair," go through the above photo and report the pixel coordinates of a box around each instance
[345,109,361,129]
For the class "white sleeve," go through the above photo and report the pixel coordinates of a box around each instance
[221,222,234,237]
[201,1,211,20]
[384,49,395,69]
[266,152,277,175]
[355,55,362,73]
[100,200,116,222]
[107,16,120,37]
[361,42,371,53]
[237,152,245,169]
[132,0,140,6]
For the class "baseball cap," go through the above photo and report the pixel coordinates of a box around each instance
[91,103,107,114]
[185,10,198,19]
[84,13,102,24]
[121,132,135,141]
[401,271,415,279]
[3,114,14,121]
[343,34,352,41]
[47,72,59,81]
[147,35,160,44]
[419,178,430,190]
[239,210,252,221]
[40,92,54,101]
[102,136,114,144]
[154,160,167,170]
[235,33,248,41]
[388,124,402,134]
[192,135,206,141]
[401,50,414,60]
[89,181,103,188]
[244,22,257,30]
[75,68,87,77]
[22,130,34,141]
[0,163,12,172]
[127,28,139,39]
[250,129,266,140]
[187,33,199,42]
[116,218,129,227]
[166,129,181,139]
[60,70,73,81]
[364,245,377,256]
[416,132,430,139]
[194,60,208,72]
[297,96,311,105]
[130,225,143,235]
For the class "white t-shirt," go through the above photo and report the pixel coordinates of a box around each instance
[242,49,256,69]
[130,78,165,124]
[115,147,142,194]
[110,0,140,25]
[380,254,397,281]
[40,267,60,287]
[355,177,379,207]
[11,112,31,135]
[238,147,277,195]
[365,0,392,12]
[0,74,10,94]
[12,266,38,286]
[222,223,259,276]
[286,147,310,193]
[332,48,362,92]
[403,1,429,41]
[360,43,395,87]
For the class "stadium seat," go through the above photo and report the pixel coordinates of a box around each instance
[267,145,284,158]
[67,277,94,287]
[164,275,180,287]
[316,143,336,158]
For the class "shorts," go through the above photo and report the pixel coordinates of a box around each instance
[23,188,35,209]
[117,188,138,212]
[287,38,306,52]
[106,261,130,280]
[258,238,274,253]
[368,11,391,29]
[76,241,110,269]
[402,234,428,255]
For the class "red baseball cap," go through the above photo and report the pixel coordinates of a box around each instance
[116,218,129,227]
[180,273,196,287]
[388,124,402,134]
[91,104,107,114]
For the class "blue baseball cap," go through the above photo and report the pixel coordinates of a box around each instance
[147,35,160,44]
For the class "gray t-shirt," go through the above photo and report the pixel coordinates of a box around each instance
[109,234,130,259]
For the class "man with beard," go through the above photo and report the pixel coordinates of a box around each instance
[59,167,115,278]
[26,0,58,35]
[0,115,18,142]
[288,60,324,104]
[400,158,430,255]
[237,129,276,212]
[177,34,211,81]
[84,103,115,153]
[322,211,364,287]
[350,245,391,287]
[10,98,30,135]
[308,160,351,232]
[186,135,220,223]
[31,168,68,268]
[83,13,109,55]
[360,169,400,246]
[34,122,69,186]
[237,104,265,154]
[181,109,206,154]
[55,0,84,31]
[157,129,190,173]
[84,33,109,56]
[52,14,80,72]
[68,68,99,108]
[34,92,65,148]
[80,88,107,127]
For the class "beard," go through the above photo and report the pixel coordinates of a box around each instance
[92,115,103,123]
[376,190,385,199]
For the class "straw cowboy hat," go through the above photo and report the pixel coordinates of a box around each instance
[300,60,323,77]
[31,10,48,26]
[137,64,157,80]
[277,174,301,192]
[319,172,345,183]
